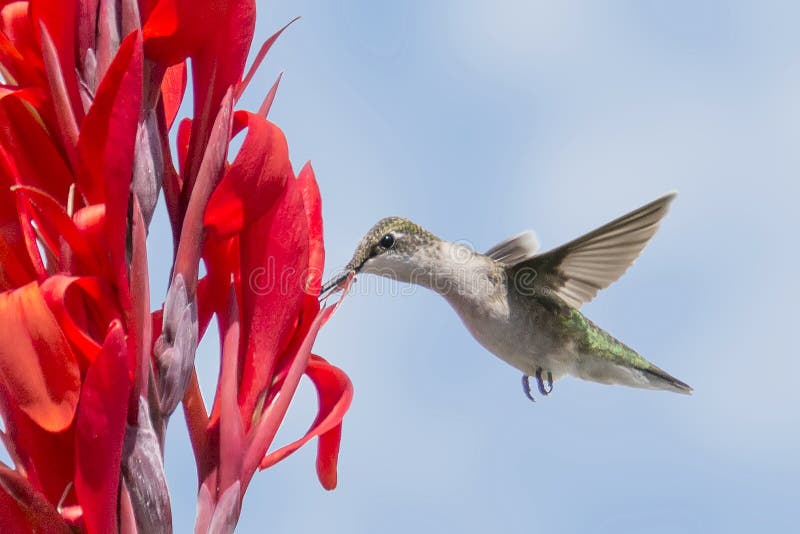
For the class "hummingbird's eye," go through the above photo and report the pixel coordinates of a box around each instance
[379,233,395,249]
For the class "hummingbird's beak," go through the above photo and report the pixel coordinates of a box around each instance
[319,269,355,300]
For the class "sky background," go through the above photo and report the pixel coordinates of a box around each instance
[153,1,799,532]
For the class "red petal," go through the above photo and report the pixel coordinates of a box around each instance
[74,320,132,534]
[297,162,324,296]
[30,0,81,119]
[175,117,192,177]
[0,4,44,87]
[0,93,73,198]
[204,112,290,237]
[37,22,79,167]
[180,1,254,190]
[0,464,71,534]
[260,355,352,491]
[237,173,309,420]
[77,30,143,305]
[0,281,80,432]
[161,60,187,130]
[235,17,299,101]
[218,285,244,492]
[129,196,151,401]
[77,29,142,200]
[142,0,211,65]
[12,185,101,274]
[257,71,282,118]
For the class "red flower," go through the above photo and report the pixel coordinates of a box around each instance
[0,1,351,532]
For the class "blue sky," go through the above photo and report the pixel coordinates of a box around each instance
[144,1,800,532]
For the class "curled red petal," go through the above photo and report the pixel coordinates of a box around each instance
[40,275,120,367]
[241,292,347,490]
[316,423,343,490]
[0,281,80,432]
[74,320,132,534]
[260,355,353,491]
[204,112,290,237]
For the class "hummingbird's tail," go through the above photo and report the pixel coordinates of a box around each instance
[564,309,693,395]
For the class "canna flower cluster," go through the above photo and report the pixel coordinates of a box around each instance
[0,1,352,532]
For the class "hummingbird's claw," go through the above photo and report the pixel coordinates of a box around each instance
[521,374,536,402]
[535,368,554,396]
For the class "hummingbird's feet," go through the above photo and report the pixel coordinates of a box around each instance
[535,367,554,396]
[521,375,536,402]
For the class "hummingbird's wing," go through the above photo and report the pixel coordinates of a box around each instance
[514,193,676,308]
[485,230,540,265]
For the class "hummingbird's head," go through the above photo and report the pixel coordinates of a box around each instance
[321,216,440,296]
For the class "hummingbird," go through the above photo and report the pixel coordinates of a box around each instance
[322,193,691,400]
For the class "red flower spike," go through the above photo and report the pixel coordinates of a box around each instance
[74,320,132,534]
[0,281,80,432]
[0,1,355,529]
